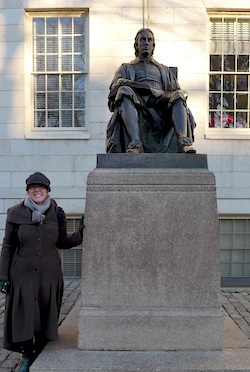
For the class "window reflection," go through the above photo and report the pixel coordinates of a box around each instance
[223,93,234,110]
[237,75,248,90]
[224,55,235,71]
[237,55,249,72]
[210,74,221,90]
[223,75,234,91]
[236,112,248,128]
[210,55,222,71]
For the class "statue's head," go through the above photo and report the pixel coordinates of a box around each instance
[134,28,155,57]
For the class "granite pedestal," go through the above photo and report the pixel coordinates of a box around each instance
[78,154,223,351]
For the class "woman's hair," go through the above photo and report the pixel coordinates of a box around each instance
[134,28,155,57]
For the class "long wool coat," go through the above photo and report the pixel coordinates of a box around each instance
[0,200,82,351]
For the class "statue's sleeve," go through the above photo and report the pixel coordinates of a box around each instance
[108,64,129,111]
[165,66,181,91]
[109,63,128,90]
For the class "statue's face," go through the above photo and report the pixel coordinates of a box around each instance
[136,30,154,58]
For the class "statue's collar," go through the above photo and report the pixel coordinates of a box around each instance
[130,56,156,64]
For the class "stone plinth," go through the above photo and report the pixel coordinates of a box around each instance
[78,154,223,351]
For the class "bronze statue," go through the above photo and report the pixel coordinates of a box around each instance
[106,28,196,154]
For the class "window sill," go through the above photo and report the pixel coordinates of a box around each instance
[25,130,90,140]
[205,129,250,140]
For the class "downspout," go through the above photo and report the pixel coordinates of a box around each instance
[142,0,150,28]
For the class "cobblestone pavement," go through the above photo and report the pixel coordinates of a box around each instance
[0,278,81,372]
[0,285,249,371]
[221,287,250,340]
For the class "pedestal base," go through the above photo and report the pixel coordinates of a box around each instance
[78,154,223,351]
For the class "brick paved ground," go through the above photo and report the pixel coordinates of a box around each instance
[0,279,81,372]
[0,284,249,371]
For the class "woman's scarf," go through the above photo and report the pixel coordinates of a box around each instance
[24,195,51,224]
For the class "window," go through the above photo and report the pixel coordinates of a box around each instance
[209,16,250,130]
[220,218,250,277]
[58,216,82,278]
[26,12,89,138]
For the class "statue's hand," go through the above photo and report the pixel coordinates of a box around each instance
[114,78,131,87]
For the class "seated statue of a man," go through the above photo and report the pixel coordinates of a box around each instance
[106,28,196,154]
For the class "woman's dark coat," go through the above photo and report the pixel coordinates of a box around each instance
[0,200,82,351]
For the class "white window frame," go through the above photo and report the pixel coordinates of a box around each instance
[206,13,250,140]
[25,10,90,140]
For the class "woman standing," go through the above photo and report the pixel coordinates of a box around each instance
[0,172,84,372]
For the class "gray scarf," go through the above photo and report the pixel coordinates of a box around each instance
[24,195,51,224]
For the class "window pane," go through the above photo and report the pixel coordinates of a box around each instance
[210,55,222,71]
[224,55,235,71]
[222,112,234,128]
[74,92,85,109]
[236,112,248,128]
[231,263,243,276]
[232,249,244,261]
[234,234,246,248]
[46,18,58,35]
[221,263,231,276]
[48,111,59,127]
[33,18,45,35]
[61,17,72,34]
[34,55,45,72]
[209,74,221,91]
[74,54,86,71]
[223,93,234,110]
[74,36,85,53]
[75,75,86,90]
[237,55,249,72]
[62,92,72,109]
[47,75,59,91]
[221,250,231,261]
[47,36,58,53]
[236,75,248,90]
[62,111,72,127]
[236,93,248,109]
[221,233,233,248]
[47,55,58,71]
[34,93,45,109]
[220,219,233,233]
[34,75,45,91]
[245,249,250,260]
[62,55,72,71]
[209,93,221,109]
[209,111,221,128]
[62,75,72,90]
[244,264,250,275]
[74,17,85,34]
[62,36,72,53]
[74,111,85,127]
[47,92,59,109]
[33,36,45,53]
[223,74,234,91]
[236,20,250,54]
[34,111,46,127]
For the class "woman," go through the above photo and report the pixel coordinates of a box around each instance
[0,172,84,372]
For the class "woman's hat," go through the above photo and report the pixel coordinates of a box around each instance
[26,172,51,191]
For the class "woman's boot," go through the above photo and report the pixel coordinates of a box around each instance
[15,339,33,372]
[15,355,30,372]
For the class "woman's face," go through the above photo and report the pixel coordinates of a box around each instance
[27,184,48,204]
